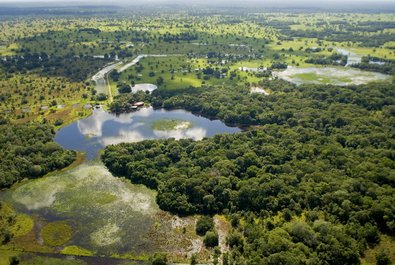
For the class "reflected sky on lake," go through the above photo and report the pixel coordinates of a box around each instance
[55,107,240,160]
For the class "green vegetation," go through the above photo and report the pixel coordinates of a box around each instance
[0,202,34,259]
[376,251,391,265]
[110,81,284,125]
[0,73,93,124]
[60,245,94,256]
[150,253,168,265]
[362,235,395,265]
[352,56,395,75]
[0,123,76,188]
[103,79,395,263]
[203,231,219,248]
[9,214,34,238]
[0,203,16,246]
[196,216,215,236]
[0,55,110,82]
[41,222,73,247]
[1,4,395,265]
[2,162,205,263]
[0,250,20,265]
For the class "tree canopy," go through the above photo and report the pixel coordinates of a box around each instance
[104,79,395,264]
[0,123,76,188]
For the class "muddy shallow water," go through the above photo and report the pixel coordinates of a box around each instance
[275,66,390,86]
[0,161,201,259]
[336,48,362,66]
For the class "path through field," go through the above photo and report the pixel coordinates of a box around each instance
[91,54,182,102]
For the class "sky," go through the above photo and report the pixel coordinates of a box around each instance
[0,0,393,2]
[0,0,394,10]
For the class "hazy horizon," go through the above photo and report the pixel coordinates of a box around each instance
[0,0,394,4]
[1,0,394,13]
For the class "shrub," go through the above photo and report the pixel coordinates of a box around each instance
[151,253,167,265]
[196,216,214,236]
[204,231,219,248]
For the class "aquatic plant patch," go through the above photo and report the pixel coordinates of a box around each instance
[41,221,73,247]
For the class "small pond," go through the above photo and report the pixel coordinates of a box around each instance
[275,66,390,86]
[54,107,240,159]
[132,83,158,93]
[336,48,362,66]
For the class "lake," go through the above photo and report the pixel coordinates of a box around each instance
[54,107,241,159]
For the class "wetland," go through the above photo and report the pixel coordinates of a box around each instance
[0,4,394,265]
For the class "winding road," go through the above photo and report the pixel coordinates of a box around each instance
[91,54,181,103]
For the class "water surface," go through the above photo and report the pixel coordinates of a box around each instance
[55,107,240,159]
[336,48,362,66]
[275,66,390,86]
[0,161,201,258]
[132,83,158,93]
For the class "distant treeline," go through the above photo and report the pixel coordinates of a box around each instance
[305,53,348,66]
[160,32,198,43]
[351,56,395,75]
[280,29,394,47]
[0,54,111,82]
[0,6,119,16]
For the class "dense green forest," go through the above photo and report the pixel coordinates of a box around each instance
[0,123,76,188]
[103,80,395,264]
[1,5,395,264]
[109,79,394,126]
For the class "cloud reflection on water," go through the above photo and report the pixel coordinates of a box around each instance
[56,106,240,159]
[77,107,209,145]
[77,108,134,137]
[100,129,146,146]
[153,127,207,141]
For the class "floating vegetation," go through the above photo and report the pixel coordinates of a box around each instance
[1,162,201,258]
[41,221,73,247]
[90,223,121,247]
[12,177,63,210]
[10,214,34,238]
[60,245,94,256]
